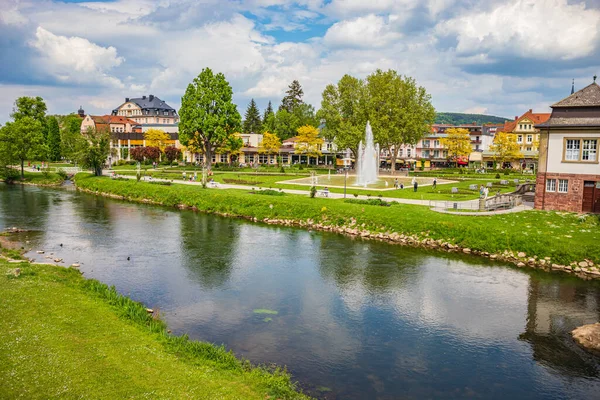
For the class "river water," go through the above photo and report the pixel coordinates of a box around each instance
[1,183,600,399]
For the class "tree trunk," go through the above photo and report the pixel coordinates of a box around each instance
[389,147,398,173]
[20,159,24,179]
[204,141,212,172]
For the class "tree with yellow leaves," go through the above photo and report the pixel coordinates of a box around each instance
[490,131,523,167]
[144,128,171,151]
[258,131,282,164]
[295,125,323,165]
[440,128,472,166]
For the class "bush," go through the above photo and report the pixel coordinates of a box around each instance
[148,181,171,186]
[344,198,392,207]
[280,167,285,173]
[299,165,304,171]
[504,169,510,175]
[310,186,316,198]
[56,168,68,180]
[252,189,285,196]
[495,173,501,179]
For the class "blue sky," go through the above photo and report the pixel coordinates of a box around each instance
[1,0,599,123]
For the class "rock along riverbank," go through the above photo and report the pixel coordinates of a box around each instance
[73,181,600,282]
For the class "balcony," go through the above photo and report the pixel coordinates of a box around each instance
[471,140,481,144]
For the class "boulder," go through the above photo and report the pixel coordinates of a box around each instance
[517,252,526,258]
[578,261,589,268]
[572,323,600,355]
[70,263,80,268]
[463,248,471,254]
[517,262,525,267]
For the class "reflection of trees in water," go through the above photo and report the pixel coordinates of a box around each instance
[73,191,115,227]
[317,237,420,295]
[520,277,600,377]
[179,213,239,289]
[0,185,51,231]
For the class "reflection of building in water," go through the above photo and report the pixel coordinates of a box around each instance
[520,278,600,377]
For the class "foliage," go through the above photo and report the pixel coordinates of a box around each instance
[243,99,262,134]
[144,129,171,151]
[164,146,181,163]
[11,96,48,138]
[76,127,110,176]
[0,260,308,399]
[440,128,472,164]
[46,116,61,161]
[219,132,244,164]
[179,68,242,171]
[317,74,367,157]
[130,147,145,162]
[263,101,274,128]
[56,168,68,180]
[252,189,285,196]
[366,70,436,171]
[490,131,523,165]
[292,103,318,128]
[143,146,161,162]
[0,116,47,178]
[279,80,304,113]
[344,198,393,207]
[274,108,300,140]
[436,112,509,125]
[258,132,282,157]
[310,185,316,198]
[59,114,83,160]
[295,125,323,163]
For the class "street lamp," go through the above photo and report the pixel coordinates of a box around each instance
[344,168,347,198]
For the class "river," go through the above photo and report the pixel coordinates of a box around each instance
[1,183,599,399]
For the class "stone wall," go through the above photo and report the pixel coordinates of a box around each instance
[535,172,600,212]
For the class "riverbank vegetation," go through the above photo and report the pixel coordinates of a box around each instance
[74,175,600,265]
[0,258,308,399]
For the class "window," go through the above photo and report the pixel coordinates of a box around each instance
[517,135,523,143]
[423,140,430,148]
[423,150,430,158]
[564,139,583,161]
[582,139,597,161]
[164,111,168,116]
[546,179,556,192]
[519,124,522,130]
[407,149,411,157]
[399,149,403,157]
[526,147,532,152]
[434,140,440,147]
[526,134,533,143]
[558,179,568,193]
[434,150,440,158]
[145,118,148,123]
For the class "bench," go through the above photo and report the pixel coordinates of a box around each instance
[469,184,478,190]
[207,181,219,188]
[486,182,493,187]
[317,190,330,197]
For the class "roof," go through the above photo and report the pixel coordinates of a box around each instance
[130,95,175,111]
[91,115,138,125]
[551,83,600,108]
[503,110,550,132]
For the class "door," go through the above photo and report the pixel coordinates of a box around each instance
[595,183,600,213]
[582,181,595,212]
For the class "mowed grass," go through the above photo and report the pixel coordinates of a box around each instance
[75,175,600,264]
[0,259,309,400]
[114,170,518,200]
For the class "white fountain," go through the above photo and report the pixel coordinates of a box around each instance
[356,121,379,187]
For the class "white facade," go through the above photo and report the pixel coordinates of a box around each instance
[546,132,600,175]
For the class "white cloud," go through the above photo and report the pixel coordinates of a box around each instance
[29,27,125,88]
[0,2,28,26]
[437,0,600,60]
[323,14,402,48]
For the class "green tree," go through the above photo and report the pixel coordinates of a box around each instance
[279,80,304,112]
[47,116,61,161]
[292,103,318,128]
[263,101,274,123]
[258,131,282,163]
[76,127,110,176]
[440,128,472,166]
[164,146,181,163]
[274,109,300,140]
[366,70,435,172]
[59,114,83,161]
[317,74,367,158]
[179,68,242,172]
[219,132,244,165]
[243,99,262,134]
[295,125,323,165]
[12,96,48,139]
[0,116,47,178]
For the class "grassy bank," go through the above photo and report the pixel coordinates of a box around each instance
[1,171,65,186]
[0,258,308,399]
[74,174,600,265]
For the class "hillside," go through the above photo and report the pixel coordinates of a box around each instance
[435,112,509,125]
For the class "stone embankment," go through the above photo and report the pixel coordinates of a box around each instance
[572,323,600,355]
[76,187,600,281]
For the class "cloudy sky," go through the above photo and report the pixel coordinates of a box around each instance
[1,0,599,123]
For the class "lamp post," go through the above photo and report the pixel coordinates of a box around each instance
[344,169,347,198]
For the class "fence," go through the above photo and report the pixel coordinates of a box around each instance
[428,194,523,212]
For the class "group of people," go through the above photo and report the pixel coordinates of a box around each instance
[28,161,45,171]
[182,171,198,182]
[392,177,437,192]
[479,185,490,199]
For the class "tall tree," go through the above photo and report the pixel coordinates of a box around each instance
[263,101,274,123]
[144,128,170,151]
[490,131,523,167]
[292,103,318,128]
[75,127,110,176]
[258,131,282,162]
[243,99,262,134]
[440,128,472,166]
[279,80,304,112]
[0,117,47,178]
[295,125,323,165]
[46,116,61,161]
[59,114,83,161]
[317,74,367,158]
[164,146,181,163]
[179,68,241,172]
[219,132,244,165]
[274,109,300,140]
[12,96,48,139]
[366,70,435,172]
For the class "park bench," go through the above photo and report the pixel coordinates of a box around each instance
[207,181,219,188]
[317,190,330,197]
[469,184,478,190]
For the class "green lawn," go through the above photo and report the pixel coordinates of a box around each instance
[0,259,308,399]
[75,175,600,265]
[0,171,65,186]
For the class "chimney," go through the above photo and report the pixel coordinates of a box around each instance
[515,116,518,120]
[142,95,147,99]
[126,97,130,103]
[529,109,532,113]
[149,94,154,101]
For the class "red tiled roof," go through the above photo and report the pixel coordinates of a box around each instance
[503,110,551,132]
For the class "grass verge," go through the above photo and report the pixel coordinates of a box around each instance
[74,174,600,265]
[0,258,308,399]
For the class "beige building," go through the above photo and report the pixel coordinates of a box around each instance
[112,95,179,127]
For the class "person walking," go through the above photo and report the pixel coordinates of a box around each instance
[432,177,437,189]
[394,178,399,189]
[413,180,418,192]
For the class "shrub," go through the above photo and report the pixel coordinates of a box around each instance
[299,165,304,170]
[495,173,501,179]
[344,198,391,207]
[253,189,285,196]
[504,169,510,175]
[280,167,285,173]
[56,168,68,180]
[353,193,358,198]
[310,186,316,198]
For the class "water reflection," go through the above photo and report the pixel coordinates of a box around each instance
[1,183,600,400]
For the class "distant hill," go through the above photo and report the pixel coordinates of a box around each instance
[435,112,509,125]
